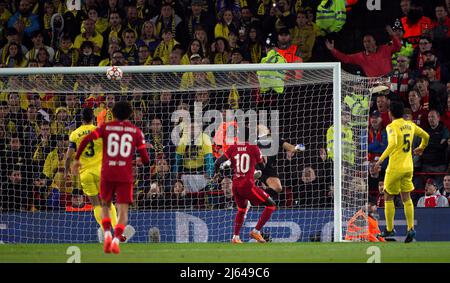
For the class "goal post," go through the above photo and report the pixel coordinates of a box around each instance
[0,62,374,243]
[332,64,342,243]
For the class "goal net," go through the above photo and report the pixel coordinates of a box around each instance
[0,64,376,243]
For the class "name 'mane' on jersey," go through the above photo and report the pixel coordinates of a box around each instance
[225,143,263,183]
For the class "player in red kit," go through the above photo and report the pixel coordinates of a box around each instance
[72,101,150,254]
[214,127,276,244]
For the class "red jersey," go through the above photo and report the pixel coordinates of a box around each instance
[412,106,429,128]
[75,120,150,183]
[331,35,401,77]
[225,143,263,185]
[379,111,392,129]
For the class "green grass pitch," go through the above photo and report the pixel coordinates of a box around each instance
[1,242,450,263]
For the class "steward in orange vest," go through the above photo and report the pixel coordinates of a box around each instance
[345,207,386,242]
[276,28,303,80]
[401,4,432,47]
[212,120,238,158]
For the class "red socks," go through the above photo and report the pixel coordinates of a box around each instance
[114,224,125,239]
[102,218,112,232]
[234,208,247,236]
[255,206,276,231]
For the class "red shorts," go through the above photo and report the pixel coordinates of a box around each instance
[232,179,269,208]
[100,180,133,204]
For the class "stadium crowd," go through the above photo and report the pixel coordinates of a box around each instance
[0,0,450,212]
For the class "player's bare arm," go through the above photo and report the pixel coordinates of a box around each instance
[374,124,398,173]
[72,159,81,176]
[282,141,298,152]
[64,147,75,179]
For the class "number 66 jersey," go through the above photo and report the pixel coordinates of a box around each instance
[77,120,150,183]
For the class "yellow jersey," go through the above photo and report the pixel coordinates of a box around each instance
[73,33,104,55]
[176,133,213,170]
[379,118,429,173]
[69,124,102,174]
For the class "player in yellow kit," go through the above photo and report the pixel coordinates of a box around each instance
[64,107,119,235]
[374,100,429,243]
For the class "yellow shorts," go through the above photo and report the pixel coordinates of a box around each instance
[384,171,414,195]
[80,171,100,197]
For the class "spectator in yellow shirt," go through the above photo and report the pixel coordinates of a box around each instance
[3,42,27,67]
[98,41,120,66]
[180,54,216,89]
[211,37,230,64]
[290,10,320,62]
[137,20,160,56]
[54,35,79,67]
[43,135,73,194]
[180,39,204,65]
[51,107,72,135]
[121,28,139,65]
[124,5,143,34]
[0,0,11,27]
[138,45,152,65]
[85,7,108,34]
[74,18,104,55]
[194,25,210,60]
[101,11,125,57]
[214,8,239,41]
[153,28,179,65]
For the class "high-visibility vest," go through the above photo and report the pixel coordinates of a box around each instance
[344,93,370,127]
[326,125,355,165]
[277,45,301,63]
[392,41,414,66]
[277,45,303,80]
[345,209,386,242]
[401,16,432,47]
[316,0,346,35]
[257,49,286,94]
[97,108,113,126]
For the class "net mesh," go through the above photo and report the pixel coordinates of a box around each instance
[0,66,377,243]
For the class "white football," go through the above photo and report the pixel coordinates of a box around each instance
[220,160,232,169]
[106,66,123,81]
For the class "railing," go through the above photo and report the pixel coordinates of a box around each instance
[369,171,449,205]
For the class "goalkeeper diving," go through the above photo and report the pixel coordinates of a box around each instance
[255,124,305,198]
